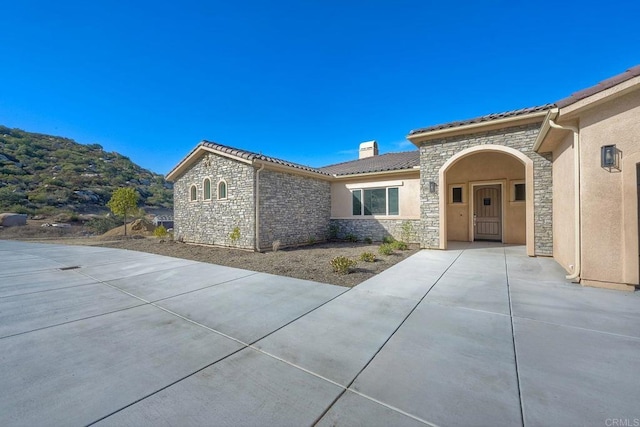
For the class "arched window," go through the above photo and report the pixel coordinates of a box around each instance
[203,178,211,200]
[218,180,227,200]
[190,185,197,201]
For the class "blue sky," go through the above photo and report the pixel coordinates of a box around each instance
[1,1,639,175]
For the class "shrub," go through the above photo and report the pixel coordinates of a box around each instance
[378,243,394,255]
[329,224,339,240]
[401,220,414,243]
[345,233,358,242]
[272,240,281,252]
[330,256,357,274]
[307,235,316,245]
[360,252,376,262]
[229,226,241,244]
[154,225,168,237]
[391,240,408,250]
[363,237,373,244]
[382,235,396,244]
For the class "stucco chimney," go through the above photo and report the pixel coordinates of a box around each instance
[359,140,378,159]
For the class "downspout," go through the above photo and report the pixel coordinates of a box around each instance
[254,161,265,251]
[548,120,581,282]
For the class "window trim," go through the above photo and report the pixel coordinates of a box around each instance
[189,184,197,202]
[351,186,399,217]
[511,180,526,203]
[203,178,212,201]
[448,183,467,204]
[217,179,228,200]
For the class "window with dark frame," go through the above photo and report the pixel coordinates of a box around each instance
[352,187,399,216]
[452,187,463,203]
[514,183,525,201]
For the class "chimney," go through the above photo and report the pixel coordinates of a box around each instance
[359,140,378,159]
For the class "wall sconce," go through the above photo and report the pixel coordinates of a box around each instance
[601,145,621,172]
[429,181,437,193]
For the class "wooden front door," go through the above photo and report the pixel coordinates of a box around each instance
[474,185,502,241]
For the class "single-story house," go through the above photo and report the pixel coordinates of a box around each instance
[167,65,640,291]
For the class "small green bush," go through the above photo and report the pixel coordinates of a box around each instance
[360,252,376,262]
[391,240,408,250]
[382,236,396,244]
[364,237,373,244]
[154,225,168,237]
[378,243,394,255]
[229,226,241,244]
[345,233,358,243]
[330,256,357,274]
[307,235,316,245]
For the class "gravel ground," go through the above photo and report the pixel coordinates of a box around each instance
[98,238,418,287]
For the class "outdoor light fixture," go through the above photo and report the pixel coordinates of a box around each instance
[429,181,437,193]
[601,145,621,172]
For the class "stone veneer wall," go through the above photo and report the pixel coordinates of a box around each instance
[329,219,421,243]
[173,153,255,249]
[258,169,331,250]
[419,123,553,255]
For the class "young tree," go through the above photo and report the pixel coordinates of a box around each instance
[107,187,139,236]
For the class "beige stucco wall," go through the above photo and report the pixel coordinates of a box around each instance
[571,89,640,287]
[551,133,576,273]
[445,152,526,244]
[330,171,420,219]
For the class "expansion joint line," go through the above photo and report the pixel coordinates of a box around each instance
[311,249,466,427]
[504,248,525,426]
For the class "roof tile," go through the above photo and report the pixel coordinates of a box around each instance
[555,64,640,108]
[319,151,419,176]
[408,104,552,136]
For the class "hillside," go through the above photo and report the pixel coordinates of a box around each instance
[0,125,173,214]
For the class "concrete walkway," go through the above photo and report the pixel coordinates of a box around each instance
[1,240,638,426]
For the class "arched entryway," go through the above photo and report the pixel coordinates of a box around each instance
[438,145,535,256]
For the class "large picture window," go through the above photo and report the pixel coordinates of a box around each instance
[352,187,399,216]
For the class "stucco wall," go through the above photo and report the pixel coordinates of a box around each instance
[258,169,331,250]
[575,89,640,286]
[551,133,576,274]
[445,152,526,244]
[173,153,255,249]
[330,172,420,218]
[419,123,552,255]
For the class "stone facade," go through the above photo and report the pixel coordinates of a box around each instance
[258,169,331,250]
[329,218,421,243]
[419,123,553,255]
[173,153,256,249]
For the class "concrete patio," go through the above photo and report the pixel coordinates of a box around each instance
[0,240,638,426]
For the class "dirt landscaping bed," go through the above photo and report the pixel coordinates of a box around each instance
[97,239,418,287]
[1,220,419,287]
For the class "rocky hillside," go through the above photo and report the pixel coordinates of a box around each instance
[0,125,173,214]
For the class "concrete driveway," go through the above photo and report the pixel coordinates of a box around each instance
[1,240,638,426]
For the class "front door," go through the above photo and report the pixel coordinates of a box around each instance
[474,185,502,241]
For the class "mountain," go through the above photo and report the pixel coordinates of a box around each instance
[0,125,173,214]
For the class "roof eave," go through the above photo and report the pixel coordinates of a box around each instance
[166,143,252,182]
[532,108,560,153]
[331,168,420,180]
[407,110,549,146]
[557,74,640,120]
[254,159,332,180]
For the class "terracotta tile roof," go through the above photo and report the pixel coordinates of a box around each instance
[201,141,331,176]
[319,151,420,176]
[408,104,553,136]
[555,64,640,108]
